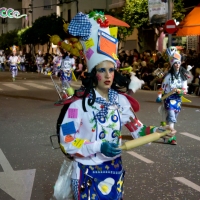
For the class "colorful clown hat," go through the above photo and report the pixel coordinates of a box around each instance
[68,11,118,72]
[166,46,181,66]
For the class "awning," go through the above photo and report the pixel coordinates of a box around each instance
[176,4,200,36]
[105,15,130,27]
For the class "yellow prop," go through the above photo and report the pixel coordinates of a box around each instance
[120,130,170,150]
[119,67,132,73]
[72,71,77,82]
[161,91,191,103]
[181,96,191,103]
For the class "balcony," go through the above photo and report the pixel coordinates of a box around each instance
[109,0,125,9]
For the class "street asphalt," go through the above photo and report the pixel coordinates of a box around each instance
[0,71,200,200]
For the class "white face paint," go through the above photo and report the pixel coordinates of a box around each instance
[173,62,181,72]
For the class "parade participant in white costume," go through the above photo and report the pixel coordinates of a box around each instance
[18,51,26,72]
[59,12,173,200]
[60,53,74,83]
[156,47,188,145]
[52,48,63,76]
[0,50,6,72]
[8,46,19,81]
[35,50,45,73]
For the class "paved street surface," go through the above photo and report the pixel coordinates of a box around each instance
[0,71,200,200]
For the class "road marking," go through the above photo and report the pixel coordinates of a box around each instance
[127,151,154,163]
[3,83,28,90]
[23,82,51,90]
[43,82,54,86]
[0,149,36,200]
[180,132,200,141]
[174,177,200,192]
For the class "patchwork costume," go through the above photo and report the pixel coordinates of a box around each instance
[59,12,157,200]
[52,52,62,77]
[9,49,19,81]
[0,51,6,71]
[18,52,26,71]
[35,51,45,73]
[157,47,188,144]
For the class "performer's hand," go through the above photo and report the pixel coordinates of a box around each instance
[101,142,121,157]
[157,125,176,138]
[156,97,162,103]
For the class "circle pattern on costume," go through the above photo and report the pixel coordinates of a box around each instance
[98,117,106,123]
[99,131,106,139]
[112,130,118,138]
[111,115,118,123]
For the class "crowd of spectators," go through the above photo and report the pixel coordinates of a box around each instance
[118,48,200,96]
[1,48,200,96]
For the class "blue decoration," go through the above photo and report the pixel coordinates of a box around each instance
[99,131,106,139]
[98,117,106,123]
[61,121,76,136]
[111,115,118,123]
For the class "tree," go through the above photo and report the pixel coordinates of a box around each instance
[0,29,19,50]
[31,13,67,53]
[109,0,185,51]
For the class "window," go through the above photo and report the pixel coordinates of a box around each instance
[68,9,71,22]
[1,18,7,24]
[44,0,52,10]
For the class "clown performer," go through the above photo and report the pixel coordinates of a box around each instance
[58,12,174,200]
[0,50,6,72]
[35,50,45,73]
[8,46,20,81]
[18,51,26,72]
[52,48,63,76]
[59,54,75,99]
[156,47,189,145]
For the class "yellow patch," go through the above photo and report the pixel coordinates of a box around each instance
[72,138,85,148]
[85,38,94,50]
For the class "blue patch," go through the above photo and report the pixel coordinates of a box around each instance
[61,121,76,136]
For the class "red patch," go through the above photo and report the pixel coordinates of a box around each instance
[64,135,74,143]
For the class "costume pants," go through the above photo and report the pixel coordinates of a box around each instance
[20,63,26,71]
[10,65,18,78]
[166,109,179,123]
[0,64,5,71]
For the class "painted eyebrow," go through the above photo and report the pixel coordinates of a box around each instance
[96,68,115,72]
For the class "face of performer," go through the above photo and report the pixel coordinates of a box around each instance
[38,51,42,56]
[13,50,16,56]
[95,61,115,95]
[20,51,22,55]
[173,62,181,72]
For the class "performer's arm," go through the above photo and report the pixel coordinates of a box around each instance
[120,95,158,139]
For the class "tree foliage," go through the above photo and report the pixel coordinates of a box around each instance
[31,13,66,46]
[108,0,185,42]
[0,29,19,50]
[0,13,67,52]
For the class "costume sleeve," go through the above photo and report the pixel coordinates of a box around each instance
[158,74,170,98]
[119,94,158,139]
[59,100,102,158]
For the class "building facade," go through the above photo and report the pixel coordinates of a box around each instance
[0,0,23,35]
[22,0,57,28]
[57,0,111,22]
